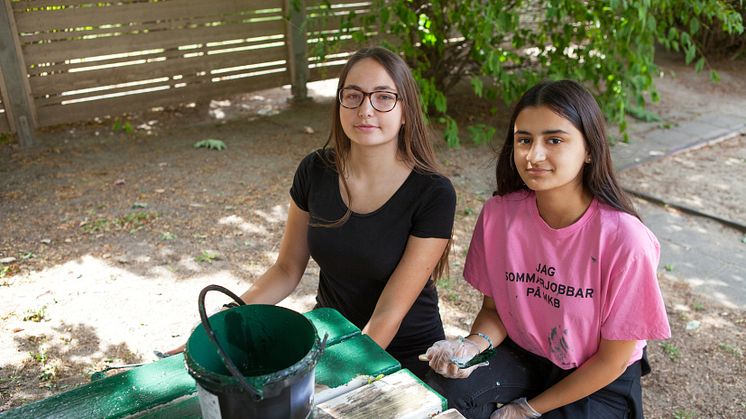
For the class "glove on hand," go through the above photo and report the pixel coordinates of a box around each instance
[490,398,541,419]
[425,337,487,379]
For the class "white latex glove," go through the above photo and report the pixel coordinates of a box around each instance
[490,398,541,419]
[425,337,488,378]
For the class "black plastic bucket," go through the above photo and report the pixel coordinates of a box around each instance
[184,285,326,419]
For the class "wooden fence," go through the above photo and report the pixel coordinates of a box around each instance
[0,0,376,146]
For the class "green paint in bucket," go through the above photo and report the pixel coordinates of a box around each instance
[184,285,325,419]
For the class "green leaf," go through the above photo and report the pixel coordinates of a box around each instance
[689,18,700,35]
[471,77,484,97]
[467,124,496,145]
[694,57,705,73]
[443,117,460,148]
[710,71,721,83]
[194,139,226,151]
[626,105,662,122]
[684,45,696,64]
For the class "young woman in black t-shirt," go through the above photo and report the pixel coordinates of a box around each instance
[169,47,456,379]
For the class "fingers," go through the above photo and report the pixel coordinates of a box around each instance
[163,343,185,356]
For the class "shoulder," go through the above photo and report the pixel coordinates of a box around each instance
[482,190,532,216]
[295,148,336,177]
[410,171,456,201]
[597,202,659,255]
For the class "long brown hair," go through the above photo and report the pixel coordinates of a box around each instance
[317,46,450,280]
[495,80,640,219]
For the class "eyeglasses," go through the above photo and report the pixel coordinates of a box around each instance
[338,87,400,112]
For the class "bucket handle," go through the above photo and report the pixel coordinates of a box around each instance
[197,284,264,400]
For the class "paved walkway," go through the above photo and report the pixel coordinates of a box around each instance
[612,112,746,309]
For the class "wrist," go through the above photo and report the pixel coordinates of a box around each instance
[524,398,542,416]
[466,332,493,352]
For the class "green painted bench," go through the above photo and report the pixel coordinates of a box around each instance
[0,308,402,418]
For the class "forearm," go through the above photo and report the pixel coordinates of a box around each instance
[239,263,304,305]
[363,236,449,350]
[465,296,508,352]
[467,305,508,351]
[528,340,637,414]
[362,310,402,349]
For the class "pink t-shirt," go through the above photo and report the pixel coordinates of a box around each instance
[464,191,671,369]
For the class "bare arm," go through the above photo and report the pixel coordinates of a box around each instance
[239,199,311,304]
[362,236,448,349]
[465,296,508,352]
[528,339,638,414]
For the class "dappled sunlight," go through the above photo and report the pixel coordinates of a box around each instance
[1,255,255,370]
[218,214,269,235]
[253,204,288,224]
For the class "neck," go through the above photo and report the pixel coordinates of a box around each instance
[346,142,406,178]
[535,185,593,229]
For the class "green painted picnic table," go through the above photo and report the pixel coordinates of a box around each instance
[0,308,406,418]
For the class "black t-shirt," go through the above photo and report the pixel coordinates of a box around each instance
[290,149,456,357]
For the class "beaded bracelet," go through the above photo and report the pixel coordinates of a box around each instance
[467,332,493,351]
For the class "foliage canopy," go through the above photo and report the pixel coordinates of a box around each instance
[314,0,744,145]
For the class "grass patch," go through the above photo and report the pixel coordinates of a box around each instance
[718,343,743,358]
[116,211,156,233]
[81,218,111,234]
[673,409,696,419]
[195,250,220,263]
[661,342,680,361]
[23,306,47,322]
[436,277,459,302]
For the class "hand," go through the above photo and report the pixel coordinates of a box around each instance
[425,337,487,378]
[490,398,541,419]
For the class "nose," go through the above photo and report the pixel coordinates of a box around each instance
[525,142,546,164]
[357,95,374,117]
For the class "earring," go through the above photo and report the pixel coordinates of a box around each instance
[585,157,591,164]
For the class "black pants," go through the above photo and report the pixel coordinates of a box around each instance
[425,338,648,419]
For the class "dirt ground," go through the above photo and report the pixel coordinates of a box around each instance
[1,54,745,418]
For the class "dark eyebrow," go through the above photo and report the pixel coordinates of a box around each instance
[514,129,569,135]
[343,84,396,92]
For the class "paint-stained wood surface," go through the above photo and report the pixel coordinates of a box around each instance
[434,408,468,418]
[314,369,446,419]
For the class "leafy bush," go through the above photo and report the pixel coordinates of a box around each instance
[318,0,743,145]
[667,0,746,60]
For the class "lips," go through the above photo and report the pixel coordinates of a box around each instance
[525,167,552,175]
[353,123,379,132]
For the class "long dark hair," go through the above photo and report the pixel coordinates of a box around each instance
[318,46,450,280]
[495,80,640,219]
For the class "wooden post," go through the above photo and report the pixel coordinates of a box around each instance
[284,0,308,101]
[0,1,36,147]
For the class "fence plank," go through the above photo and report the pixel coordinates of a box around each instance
[19,10,282,44]
[309,63,346,82]
[0,2,36,145]
[36,71,288,126]
[22,20,286,63]
[284,0,308,100]
[30,45,287,95]
[15,0,281,32]
[0,111,9,133]
[0,66,11,133]
[14,0,280,10]
[33,61,288,106]
[25,35,286,76]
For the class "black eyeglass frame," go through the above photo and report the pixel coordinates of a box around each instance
[338,87,401,113]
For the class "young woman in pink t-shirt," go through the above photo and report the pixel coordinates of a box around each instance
[424,80,671,418]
